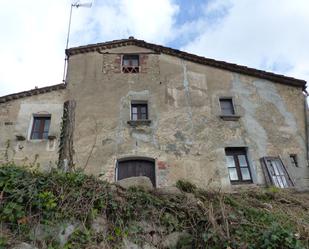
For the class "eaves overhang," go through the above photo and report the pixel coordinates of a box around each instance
[0,83,66,103]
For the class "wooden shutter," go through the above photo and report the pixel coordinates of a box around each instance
[260,157,294,188]
[220,99,235,115]
[117,159,155,186]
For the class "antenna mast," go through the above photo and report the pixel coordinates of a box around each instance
[63,1,92,83]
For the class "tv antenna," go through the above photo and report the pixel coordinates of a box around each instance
[63,1,92,82]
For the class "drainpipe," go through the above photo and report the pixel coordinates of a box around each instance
[304,89,309,166]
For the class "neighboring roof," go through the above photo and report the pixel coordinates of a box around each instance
[0,83,66,104]
[66,37,306,89]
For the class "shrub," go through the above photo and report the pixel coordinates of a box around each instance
[0,164,308,249]
[257,223,304,249]
[176,179,197,193]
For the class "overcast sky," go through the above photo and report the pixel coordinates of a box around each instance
[0,0,308,96]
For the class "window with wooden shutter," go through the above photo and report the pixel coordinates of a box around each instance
[220,98,235,115]
[260,157,294,188]
[117,159,156,186]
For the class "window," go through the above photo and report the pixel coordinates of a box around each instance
[131,103,148,120]
[261,157,293,188]
[30,116,51,140]
[122,54,139,73]
[289,154,298,167]
[225,148,252,184]
[220,98,235,115]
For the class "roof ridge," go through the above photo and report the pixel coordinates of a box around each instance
[0,83,66,103]
[66,38,306,89]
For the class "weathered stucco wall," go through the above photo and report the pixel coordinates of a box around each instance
[0,44,307,190]
[66,45,309,190]
[0,89,67,170]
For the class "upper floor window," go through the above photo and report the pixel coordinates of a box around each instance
[225,148,252,184]
[30,115,51,140]
[122,54,139,73]
[220,98,235,115]
[131,103,148,120]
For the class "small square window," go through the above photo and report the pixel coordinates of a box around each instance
[122,55,139,73]
[220,98,235,115]
[225,148,252,184]
[131,103,148,120]
[30,116,51,140]
[290,154,298,167]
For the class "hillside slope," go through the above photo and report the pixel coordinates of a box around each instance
[0,164,308,249]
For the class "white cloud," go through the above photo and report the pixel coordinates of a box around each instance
[0,0,308,96]
[0,0,179,96]
[0,0,70,96]
[70,0,179,46]
[182,0,309,84]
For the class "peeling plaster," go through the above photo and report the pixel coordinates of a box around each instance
[254,80,297,130]
[115,90,160,154]
[4,48,307,190]
[232,74,268,157]
[181,60,195,142]
[115,96,126,152]
[253,79,306,149]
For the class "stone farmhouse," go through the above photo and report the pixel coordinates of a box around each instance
[0,37,308,191]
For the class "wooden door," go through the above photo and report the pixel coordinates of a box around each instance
[117,159,156,186]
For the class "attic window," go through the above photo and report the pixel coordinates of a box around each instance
[122,55,139,73]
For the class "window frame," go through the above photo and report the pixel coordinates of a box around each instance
[30,115,51,140]
[219,97,240,120]
[225,148,253,184]
[131,103,148,121]
[122,54,140,73]
[219,97,236,115]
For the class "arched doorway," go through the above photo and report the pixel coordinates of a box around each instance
[117,158,156,186]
